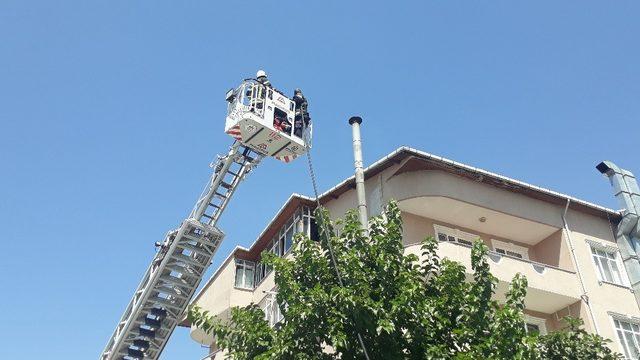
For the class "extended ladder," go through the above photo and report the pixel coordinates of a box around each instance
[100,142,263,360]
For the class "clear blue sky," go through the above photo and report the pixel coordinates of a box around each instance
[1,1,639,359]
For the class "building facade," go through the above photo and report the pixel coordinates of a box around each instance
[185,147,640,359]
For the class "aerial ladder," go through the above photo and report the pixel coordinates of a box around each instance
[100,71,312,360]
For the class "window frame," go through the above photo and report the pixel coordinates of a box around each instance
[261,291,284,328]
[587,240,628,287]
[524,315,547,335]
[491,239,529,260]
[254,205,315,286]
[434,224,479,247]
[234,259,255,290]
[611,315,640,359]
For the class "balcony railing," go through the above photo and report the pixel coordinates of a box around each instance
[405,241,582,313]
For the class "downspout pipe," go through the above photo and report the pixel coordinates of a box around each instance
[349,116,368,231]
[597,161,640,306]
[562,199,600,334]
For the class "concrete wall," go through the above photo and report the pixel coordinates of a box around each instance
[324,164,401,221]
[401,211,561,269]
[385,170,565,229]
[191,256,259,347]
[530,230,572,270]
[323,166,638,353]
[564,207,640,352]
[404,240,581,312]
[191,164,638,356]
[546,300,586,332]
[194,258,235,318]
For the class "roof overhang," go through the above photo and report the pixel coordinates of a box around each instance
[183,146,621,326]
[320,147,621,222]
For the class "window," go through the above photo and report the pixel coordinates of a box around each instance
[590,245,624,285]
[434,224,478,247]
[285,225,294,252]
[282,217,295,254]
[310,217,319,241]
[261,292,284,328]
[256,262,267,283]
[234,259,255,289]
[614,319,640,359]
[492,239,529,260]
[254,206,315,285]
[524,316,547,335]
[270,237,283,257]
[526,323,541,334]
[303,206,314,239]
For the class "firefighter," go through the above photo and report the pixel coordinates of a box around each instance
[256,70,271,88]
[293,88,311,137]
[252,70,270,113]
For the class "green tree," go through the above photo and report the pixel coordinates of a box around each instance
[535,317,620,359]
[189,201,620,359]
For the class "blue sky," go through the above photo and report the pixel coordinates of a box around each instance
[1,1,639,359]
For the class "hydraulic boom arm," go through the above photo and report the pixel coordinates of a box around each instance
[100,142,263,360]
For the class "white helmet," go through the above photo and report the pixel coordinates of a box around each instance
[256,70,267,78]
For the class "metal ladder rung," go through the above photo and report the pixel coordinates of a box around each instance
[235,160,251,168]
[156,287,190,301]
[134,312,166,325]
[178,243,212,256]
[151,298,183,311]
[159,275,191,288]
[133,317,174,331]
[165,264,199,278]
[155,282,186,296]
[156,278,191,294]
[182,234,212,246]
[101,143,264,360]
[171,253,207,268]
[181,233,205,242]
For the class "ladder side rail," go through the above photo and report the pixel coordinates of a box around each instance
[140,150,261,358]
[146,230,223,359]
[101,144,262,360]
[191,143,242,221]
[101,220,220,360]
[193,145,264,226]
[100,239,168,359]
[203,150,264,226]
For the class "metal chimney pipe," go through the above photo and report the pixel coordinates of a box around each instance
[597,161,640,308]
[349,116,368,231]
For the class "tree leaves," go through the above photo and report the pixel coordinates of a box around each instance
[189,200,621,359]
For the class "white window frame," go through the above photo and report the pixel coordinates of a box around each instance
[492,239,529,260]
[524,315,547,335]
[587,239,628,287]
[261,292,284,328]
[254,206,315,286]
[610,314,640,359]
[434,224,478,247]
[234,259,255,289]
[270,236,283,257]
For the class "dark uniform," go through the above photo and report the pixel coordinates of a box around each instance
[293,88,311,138]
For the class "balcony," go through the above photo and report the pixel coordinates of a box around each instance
[405,241,581,313]
[392,171,584,314]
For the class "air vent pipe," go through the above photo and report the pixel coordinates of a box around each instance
[597,161,640,307]
[349,116,368,231]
